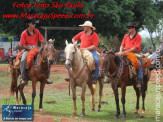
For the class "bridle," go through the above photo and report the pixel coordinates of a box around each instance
[99,53,111,76]
[65,46,77,66]
[65,46,86,80]
[99,53,125,88]
[36,44,54,73]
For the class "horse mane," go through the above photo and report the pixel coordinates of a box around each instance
[106,50,120,66]
[39,47,43,54]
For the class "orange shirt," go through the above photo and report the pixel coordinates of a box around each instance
[121,33,141,52]
[20,29,44,46]
[73,31,99,48]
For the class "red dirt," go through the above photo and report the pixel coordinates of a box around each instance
[0,65,163,122]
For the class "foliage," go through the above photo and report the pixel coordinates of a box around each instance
[99,34,121,51]
[0,0,162,49]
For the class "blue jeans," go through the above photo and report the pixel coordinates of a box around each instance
[90,50,99,80]
[137,59,143,79]
[148,52,157,61]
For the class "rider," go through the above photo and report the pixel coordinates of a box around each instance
[118,22,143,88]
[19,17,53,85]
[65,21,99,84]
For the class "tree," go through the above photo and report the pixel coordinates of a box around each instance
[0,0,162,49]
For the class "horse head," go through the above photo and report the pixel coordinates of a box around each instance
[99,50,114,77]
[40,39,55,65]
[64,40,78,70]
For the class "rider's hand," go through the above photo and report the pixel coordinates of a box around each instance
[118,51,125,56]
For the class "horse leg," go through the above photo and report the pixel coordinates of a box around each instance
[140,81,147,118]
[112,86,120,119]
[121,84,126,120]
[71,82,77,116]
[88,83,95,111]
[81,84,86,116]
[31,80,37,106]
[16,88,19,105]
[133,85,140,114]
[97,77,104,112]
[19,84,26,105]
[39,81,46,114]
[15,73,19,105]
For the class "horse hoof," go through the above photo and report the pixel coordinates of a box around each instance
[72,112,77,116]
[121,117,126,120]
[81,113,86,116]
[114,116,119,119]
[134,111,138,114]
[97,109,100,112]
[91,108,95,111]
[40,109,45,114]
[140,114,145,118]
[133,109,139,114]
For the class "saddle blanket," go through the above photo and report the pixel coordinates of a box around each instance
[16,48,39,68]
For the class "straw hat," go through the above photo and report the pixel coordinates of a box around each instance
[79,21,96,31]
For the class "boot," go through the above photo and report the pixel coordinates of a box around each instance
[46,79,53,84]
[65,77,70,82]
[148,64,155,70]
[136,78,142,88]
[20,79,27,85]
[92,80,97,84]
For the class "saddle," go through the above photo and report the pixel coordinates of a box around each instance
[14,48,39,69]
[124,52,151,79]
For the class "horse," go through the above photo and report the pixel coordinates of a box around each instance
[64,40,104,116]
[99,50,151,120]
[9,41,55,113]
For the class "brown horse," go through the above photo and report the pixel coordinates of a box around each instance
[9,42,55,113]
[64,41,104,116]
[99,51,151,120]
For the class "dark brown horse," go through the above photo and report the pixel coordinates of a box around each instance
[64,41,104,116]
[9,42,55,113]
[99,51,151,120]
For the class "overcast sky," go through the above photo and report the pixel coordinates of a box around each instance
[139,30,150,38]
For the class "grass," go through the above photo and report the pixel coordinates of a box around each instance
[0,69,163,122]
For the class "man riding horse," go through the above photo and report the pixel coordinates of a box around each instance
[118,22,143,88]
[19,18,53,85]
[65,21,99,84]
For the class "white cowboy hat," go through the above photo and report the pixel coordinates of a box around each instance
[79,21,96,31]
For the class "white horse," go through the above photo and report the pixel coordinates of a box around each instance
[64,40,104,116]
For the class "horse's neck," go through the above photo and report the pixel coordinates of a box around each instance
[38,51,49,69]
[108,54,118,74]
[72,50,84,72]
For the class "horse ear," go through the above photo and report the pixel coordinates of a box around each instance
[65,40,69,46]
[48,39,55,44]
[106,50,113,54]
[73,41,78,47]
[102,49,106,53]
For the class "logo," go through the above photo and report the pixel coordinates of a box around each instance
[2,105,33,121]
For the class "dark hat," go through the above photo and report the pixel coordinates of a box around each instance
[26,17,39,24]
[127,22,138,29]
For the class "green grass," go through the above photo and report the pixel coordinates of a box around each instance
[0,70,163,122]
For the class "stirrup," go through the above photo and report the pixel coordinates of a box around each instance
[46,79,53,84]
[65,77,70,82]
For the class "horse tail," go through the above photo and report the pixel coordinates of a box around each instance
[9,65,18,96]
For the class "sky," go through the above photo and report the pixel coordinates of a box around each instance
[139,30,150,38]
